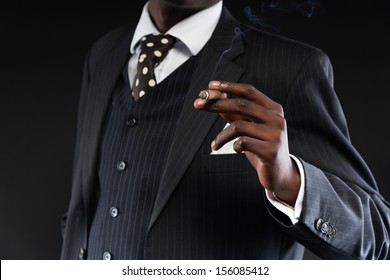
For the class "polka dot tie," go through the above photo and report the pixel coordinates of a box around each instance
[132,33,176,101]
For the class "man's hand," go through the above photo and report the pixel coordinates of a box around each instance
[194,80,301,205]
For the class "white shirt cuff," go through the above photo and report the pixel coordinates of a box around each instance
[265,155,305,224]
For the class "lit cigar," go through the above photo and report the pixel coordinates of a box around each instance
[198,89,228,100]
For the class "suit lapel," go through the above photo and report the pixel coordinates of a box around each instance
[149,9,245,229]
[81,27,133,218]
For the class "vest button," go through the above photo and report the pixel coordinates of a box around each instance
[103,251,112,260]
[126,117,137,127]
[110,207,119,218]
[117,161,127,172]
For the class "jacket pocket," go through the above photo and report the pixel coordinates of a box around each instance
[202,153,256,174]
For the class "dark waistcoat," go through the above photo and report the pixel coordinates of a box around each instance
[87,55,199,259]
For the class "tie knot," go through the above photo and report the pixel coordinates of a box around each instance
[139,33,176,62]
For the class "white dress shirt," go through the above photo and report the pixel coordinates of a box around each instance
[128,0,305,224]
[128,1,222,87]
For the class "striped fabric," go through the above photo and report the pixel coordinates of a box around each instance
[87,56,199,259]
[61,7,390,260]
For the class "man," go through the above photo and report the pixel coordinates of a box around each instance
[61,0,390,259]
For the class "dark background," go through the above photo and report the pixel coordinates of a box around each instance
[1,0,389,260]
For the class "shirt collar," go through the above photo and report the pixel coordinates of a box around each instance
[130,1,223,56]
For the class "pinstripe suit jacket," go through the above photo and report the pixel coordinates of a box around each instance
[61,7,390,259]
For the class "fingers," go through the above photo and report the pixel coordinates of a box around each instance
[212,120,285,156]
[208,80,283,115]
[194,81,299,195]
[194,96,283,123]
[193,81,287,160]
[212,121,266,150]
[232,136,270,158]
[194,80,284,123]
[219,113,252,123]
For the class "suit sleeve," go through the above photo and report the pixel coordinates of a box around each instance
[268,50,390,259]
[61,50,90,241]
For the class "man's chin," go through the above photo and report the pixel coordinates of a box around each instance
[162,0,219,9]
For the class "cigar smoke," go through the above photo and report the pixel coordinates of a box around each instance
[244,0,324,32]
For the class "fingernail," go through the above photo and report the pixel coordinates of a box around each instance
[196,99,207,106]
[210,81,221,87]
[211,140,217,150]
[219,81,228,88]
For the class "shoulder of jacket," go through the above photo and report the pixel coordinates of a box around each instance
[89,25,133,56]
[241,23,325,58]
